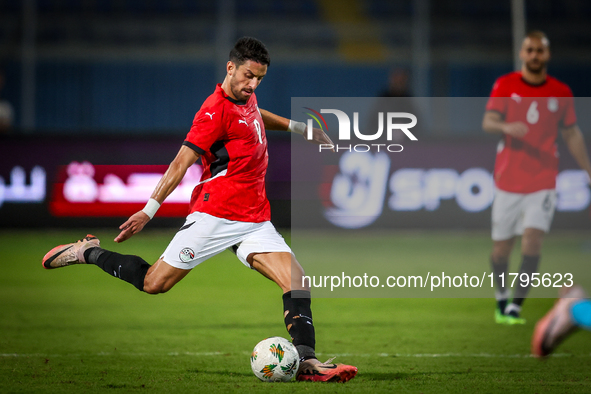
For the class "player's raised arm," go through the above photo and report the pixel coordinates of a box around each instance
[115,145,201,243]
[482,110,528,138]
[259,108,289,131]
[561,124,591,181]
[260,108,334,147]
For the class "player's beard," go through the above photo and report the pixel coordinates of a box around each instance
[525,59,546,74]
[229,76,252,102]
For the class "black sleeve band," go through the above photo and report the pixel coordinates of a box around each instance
[183,141,206,155]
[562,122,577,129]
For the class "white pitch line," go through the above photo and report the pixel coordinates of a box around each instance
[317,352,579,358]
[0,352,584,358]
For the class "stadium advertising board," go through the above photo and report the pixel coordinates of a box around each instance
[291,97,591,230]
[0,135,291,227]
[49,162,202,217]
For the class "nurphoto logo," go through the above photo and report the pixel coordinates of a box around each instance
[303,107,418,152]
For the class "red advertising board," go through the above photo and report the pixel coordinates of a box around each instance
[49,162,203,217]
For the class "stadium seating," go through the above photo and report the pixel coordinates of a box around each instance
[1,0,590,131]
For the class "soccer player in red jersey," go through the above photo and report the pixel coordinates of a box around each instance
[483,31,591,325]
[42,37,357,382]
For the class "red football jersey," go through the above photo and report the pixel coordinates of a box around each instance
[183,84,270,222]
[486,71,577,193]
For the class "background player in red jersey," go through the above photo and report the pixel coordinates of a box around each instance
[482,31,591,325]
[42,37,357,383]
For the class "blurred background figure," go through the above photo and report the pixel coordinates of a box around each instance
[483,31,591,326]
[379,67,412,98]
[0,68,14,133]
[367,67,420,143]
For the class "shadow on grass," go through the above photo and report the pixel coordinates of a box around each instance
[186,369,484,382]
[186,369,253,378]
[360,370,479,381]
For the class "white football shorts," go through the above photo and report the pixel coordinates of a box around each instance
[161,211,292,270]
[491,188,557,241]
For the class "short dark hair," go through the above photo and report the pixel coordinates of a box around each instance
[229,37,270,67]
[525,30,550,47]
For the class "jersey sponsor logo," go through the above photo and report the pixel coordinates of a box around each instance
[179,247,196,263]
[511,93,521,103]
[205,112,215,120]
[238,119,248,126]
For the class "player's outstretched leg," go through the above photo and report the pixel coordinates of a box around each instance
[42,235,152,291]
[42,234,100,269]
[532,285,588,357]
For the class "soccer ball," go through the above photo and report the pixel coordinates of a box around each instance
[250,337,300,382]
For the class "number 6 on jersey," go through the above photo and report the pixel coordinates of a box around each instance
[526,101,539,124]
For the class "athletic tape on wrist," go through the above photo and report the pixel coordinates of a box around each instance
[288,120,307,135]
[142,198,160,219]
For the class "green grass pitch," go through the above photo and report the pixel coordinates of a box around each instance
[1,229,591,393]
